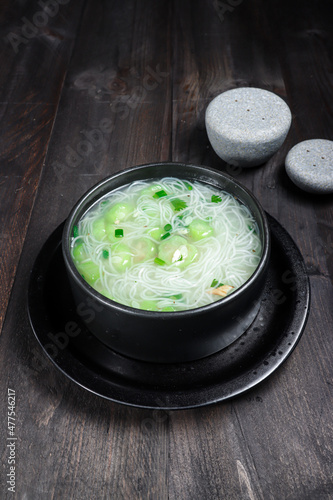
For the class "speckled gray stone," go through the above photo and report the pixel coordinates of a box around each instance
[285,139,333,194]
[205,87,292,167]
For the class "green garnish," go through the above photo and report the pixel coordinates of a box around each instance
[171,198,187,211]
[184,181,193,191]
[164,223,172,232]
[161,232,171,240]
[115,228,124,238]
[102,249,109,259]
[170,293,183,300]
[210,279,224,287]
[211,195,222,203]
[153,189,167,199]
[73,225,79,238]
[154,257,165,266]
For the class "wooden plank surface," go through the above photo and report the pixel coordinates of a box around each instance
[1,0,333,499]
[0,0,86,331]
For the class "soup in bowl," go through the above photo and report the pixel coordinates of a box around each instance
[62,163,270,363]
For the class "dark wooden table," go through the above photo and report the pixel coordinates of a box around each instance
[1,0,332,498]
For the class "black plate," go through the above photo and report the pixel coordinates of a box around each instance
[27,214,310,409]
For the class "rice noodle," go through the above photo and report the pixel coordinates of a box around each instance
[71,178,262,311]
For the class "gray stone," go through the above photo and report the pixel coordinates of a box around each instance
[285,139,333,194]
[205,87,292,167]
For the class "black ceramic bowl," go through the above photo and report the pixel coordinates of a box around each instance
[62,162,271,363]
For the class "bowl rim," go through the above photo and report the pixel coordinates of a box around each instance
[62,161,271,319]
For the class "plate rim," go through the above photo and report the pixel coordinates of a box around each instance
[27,214,310,410]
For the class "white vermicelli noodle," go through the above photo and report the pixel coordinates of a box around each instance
[71,178,263,311]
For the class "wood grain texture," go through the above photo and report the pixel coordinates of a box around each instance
[0,0,86,331]
[0,0,333,499]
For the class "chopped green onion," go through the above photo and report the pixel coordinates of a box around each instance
[170,293,183,300]
[184,181,193,191]
[115,228,124,238]
[248,225,253,231]
[102,249,109,259]
[73,225,79,238]
[153,189,167,199]
[211,195,222,203]
[161,232,171,240]
[154,257,165,266]
[164,223,172,232]
[210,279,224,288]
[171,198,187,211]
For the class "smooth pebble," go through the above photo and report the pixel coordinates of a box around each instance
[205,87,292,167]
[285,139,333,194]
